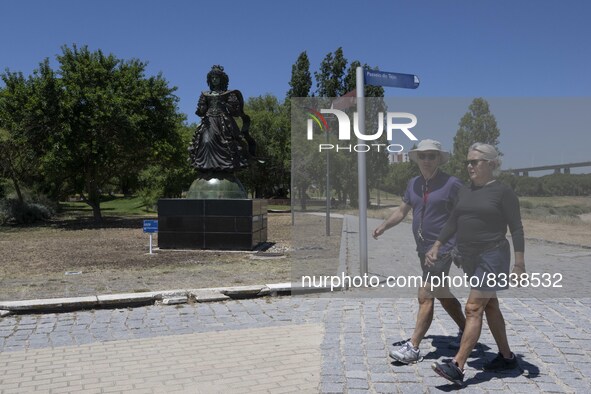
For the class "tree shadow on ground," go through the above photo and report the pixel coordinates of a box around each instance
[46,216,149,231]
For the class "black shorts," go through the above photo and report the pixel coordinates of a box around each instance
[418,252,453,282]
[462,239,511,291]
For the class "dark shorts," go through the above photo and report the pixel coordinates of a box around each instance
[418,252,453,282]
[461,239,511,291]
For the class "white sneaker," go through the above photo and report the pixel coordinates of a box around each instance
[389,342,421,364]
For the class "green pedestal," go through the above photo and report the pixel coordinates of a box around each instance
[186,174,247,199]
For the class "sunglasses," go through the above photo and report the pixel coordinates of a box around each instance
[418,153,438,160]
[464,159,489,166]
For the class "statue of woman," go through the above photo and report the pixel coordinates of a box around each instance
[188,65,256,172]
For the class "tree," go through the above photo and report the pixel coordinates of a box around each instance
[312,49,349,205]
[241,95,291,197]
[383,161,419,196]
[446,98,501,181]
[0,71,36,203]
[25,59,69,200]
[24,45,184,221]
[286,51,312,99]
[286,52,316,207]
[315,47,347,97]
[137,122,196,208]
[0,128,26,202]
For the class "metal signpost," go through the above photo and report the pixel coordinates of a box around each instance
[143,219,158,254]
[357,68,419,276]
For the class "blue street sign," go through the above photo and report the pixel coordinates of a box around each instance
[143,219,158,233]
[364,70,420,89]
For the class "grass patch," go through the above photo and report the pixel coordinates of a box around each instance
[268,204,291,211]
[60,196,291,216]
[519,196,591,209]
[60,195,155,217]
[519,196,591,220]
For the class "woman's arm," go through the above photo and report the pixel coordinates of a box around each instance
[195,93,207,117]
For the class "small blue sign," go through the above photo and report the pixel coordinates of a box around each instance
[143,219,158,233]
[364,70,420,89]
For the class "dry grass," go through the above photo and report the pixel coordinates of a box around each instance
[0,213,342,301]
[1,196,589,301]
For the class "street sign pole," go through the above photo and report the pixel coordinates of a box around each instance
[326,130,330,236]
[356,67,368,276]
[356,68,419,278]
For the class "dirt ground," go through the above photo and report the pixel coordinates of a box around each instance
[0,213,342,301]
[521,217,591,247]
[1,209,589,301]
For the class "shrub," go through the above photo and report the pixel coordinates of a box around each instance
[520,200,534,209]
[0,198,53,225]
[137,187,160,212]
[30,193,58,215]
[514,177,543,196]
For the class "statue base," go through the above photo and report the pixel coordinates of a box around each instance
[186,174,247,199]
[157,199,267,250]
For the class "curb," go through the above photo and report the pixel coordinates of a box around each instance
[0,282,340,317]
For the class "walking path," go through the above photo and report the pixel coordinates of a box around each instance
[1,215,591,393]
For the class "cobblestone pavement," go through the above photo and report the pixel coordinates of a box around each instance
[1,217,591,393]
[1,296,591,393]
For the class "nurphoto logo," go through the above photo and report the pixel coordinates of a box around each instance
[306,108,420,153]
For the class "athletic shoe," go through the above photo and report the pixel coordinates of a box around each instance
[392,338,410,347]
[482,352,518,371]
[432,360,464,386]
[389,342,421,364]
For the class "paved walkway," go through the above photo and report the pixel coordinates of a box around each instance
[1,215,591,393]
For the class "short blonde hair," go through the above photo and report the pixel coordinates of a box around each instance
[469,142,502,175]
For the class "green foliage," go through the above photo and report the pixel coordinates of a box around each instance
[0,71,39,203]
[241,95,290,197]
[287,51,312,99]
[137,187,161,212]
[315,47,348,97]
[520,200,534,209]
[309,49,389,208]
[517,196,591,220]
[51,45,183,220]
[540,173,591,196]
[446,98,501,181]
[60,195,152,216]
[136,160,194,211]
[135,121,195,202]
[499,173,591,196]
[0,198,53,225]
[383,162,420,196]
[0,44,187,222]
[514,176,543,196]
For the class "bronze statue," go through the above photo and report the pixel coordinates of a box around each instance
[188,65,256,172]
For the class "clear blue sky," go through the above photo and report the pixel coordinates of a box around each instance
[2,0,590,172]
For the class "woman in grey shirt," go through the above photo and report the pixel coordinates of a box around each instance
[427,143,526,386]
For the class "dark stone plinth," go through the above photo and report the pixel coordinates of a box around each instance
[157,199,267,250]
